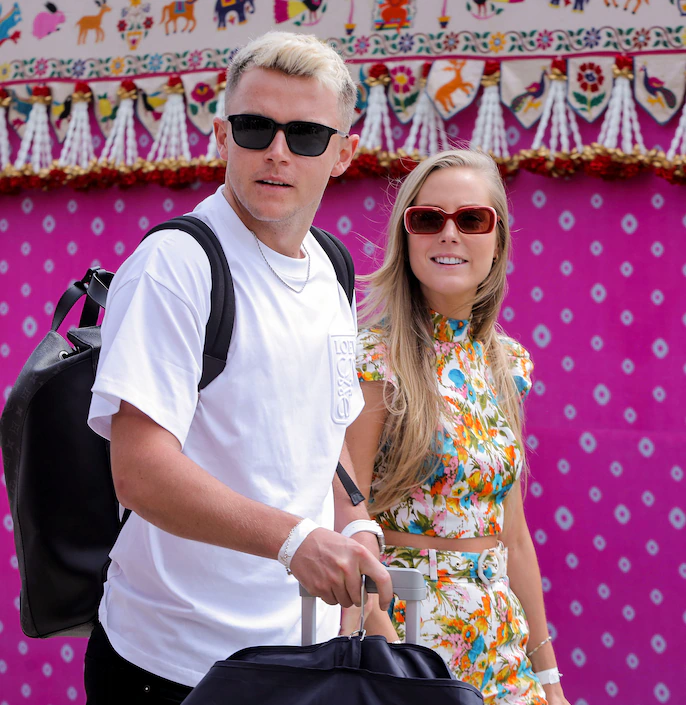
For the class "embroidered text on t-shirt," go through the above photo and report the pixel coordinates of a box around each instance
[329,335,356,424]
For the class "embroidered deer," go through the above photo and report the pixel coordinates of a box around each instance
[435,60,474,113]
[604,0,648,14]
[76,0,111,45]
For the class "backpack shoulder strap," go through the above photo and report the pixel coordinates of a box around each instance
[143,215,235,391]
[310,227,355,306]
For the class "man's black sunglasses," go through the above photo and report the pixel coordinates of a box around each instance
[226,114,348,157]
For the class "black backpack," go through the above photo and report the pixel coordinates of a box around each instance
[0,215,364,639]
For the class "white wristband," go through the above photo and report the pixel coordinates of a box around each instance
[340,519,385,551]
[534,667,562,685]
[277,518,319,575]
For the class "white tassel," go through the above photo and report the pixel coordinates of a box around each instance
[470,61,509,158]
[99,80,139,167]
[0,88,10,169]
[147,76,191,163]
[597,56,646,155]
[58,82,95,169]
[666,100,686,161]
[206,72,226,160]
[14,86,53,171]
[531,60,583,154]
[358,64,395,154]
[403,63,450,157]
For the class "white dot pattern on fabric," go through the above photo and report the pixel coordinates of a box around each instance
[337,216,352,236]
[0,168,682,705]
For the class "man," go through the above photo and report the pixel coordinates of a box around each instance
[84,31,392,704]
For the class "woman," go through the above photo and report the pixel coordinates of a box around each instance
[345,150,569,705]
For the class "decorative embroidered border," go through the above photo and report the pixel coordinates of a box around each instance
[1,26,685,83]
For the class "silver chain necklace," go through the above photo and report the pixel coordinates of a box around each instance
[252,231,311,294]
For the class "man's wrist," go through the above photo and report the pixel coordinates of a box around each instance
[277,518,319,574]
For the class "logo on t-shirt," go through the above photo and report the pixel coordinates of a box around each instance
[329,335,356,424]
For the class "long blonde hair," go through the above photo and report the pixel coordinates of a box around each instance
[359,150,525,515]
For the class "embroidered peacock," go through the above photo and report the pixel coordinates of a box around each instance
[640,65,676,110]
[511,71,546,113]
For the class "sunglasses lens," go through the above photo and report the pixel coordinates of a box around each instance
[407,209,446,234]
[455,208,494,234]
[231,115,274,150]
[287,122,330,157]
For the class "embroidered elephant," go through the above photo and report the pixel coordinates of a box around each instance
[214,0,254,28]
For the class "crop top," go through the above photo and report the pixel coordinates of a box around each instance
[355,311,533,539]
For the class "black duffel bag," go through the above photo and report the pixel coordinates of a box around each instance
[181,570,484,705]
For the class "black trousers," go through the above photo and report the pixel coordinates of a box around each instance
[84,623,194,704]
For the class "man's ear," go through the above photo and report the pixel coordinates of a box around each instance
[212,116,230,161]
[330,132,359,179]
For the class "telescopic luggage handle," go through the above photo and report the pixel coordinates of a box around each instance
[299,567,426,646]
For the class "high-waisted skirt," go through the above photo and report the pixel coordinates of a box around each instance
[382,542,547,705]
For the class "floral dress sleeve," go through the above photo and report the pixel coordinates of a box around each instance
[356,327,396,385]
[499,336,534,400]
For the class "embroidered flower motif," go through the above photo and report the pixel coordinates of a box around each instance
[144,16,154,29]
[71,59,86,78]
[577,62,604,93]
[118,19,128,32]
[187,50,203,70]
[632,28,650,50]
[536,30,553,51]
[398,33,415,53]
[582,27,601,49]
[34,58,49,78]
[0,63,12,82]
[443,32,459,52]
[390,65,415,95]
[147,53,163,72]
[488,32,506,54]
[110,57,126,76]
[354,36,370,55]
[191,83,215,105]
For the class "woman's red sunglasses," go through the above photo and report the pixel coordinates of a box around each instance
[404,206,498,236]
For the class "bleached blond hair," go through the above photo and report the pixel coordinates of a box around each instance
[225,31,357,130]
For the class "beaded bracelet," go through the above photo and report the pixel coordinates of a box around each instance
[527,635,552,658]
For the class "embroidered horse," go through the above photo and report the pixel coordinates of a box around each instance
[161,0,198,35]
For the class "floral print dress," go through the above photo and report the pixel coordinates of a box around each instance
[356,312,547,705]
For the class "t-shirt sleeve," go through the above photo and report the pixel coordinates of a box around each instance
[356,327,395,385]
[88,231,211,447]
[500,336,534,401]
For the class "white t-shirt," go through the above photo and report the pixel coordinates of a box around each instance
[88,187,364,686]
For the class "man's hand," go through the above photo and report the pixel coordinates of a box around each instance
[289,528,392,610]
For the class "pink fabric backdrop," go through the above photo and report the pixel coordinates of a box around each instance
[1,173,685,703]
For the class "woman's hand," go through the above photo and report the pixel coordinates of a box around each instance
[339,595,399,642]
[542,683,571,705]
